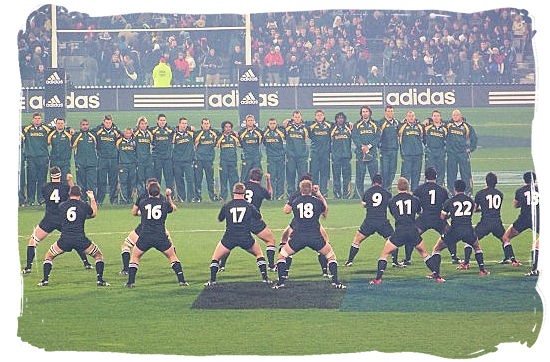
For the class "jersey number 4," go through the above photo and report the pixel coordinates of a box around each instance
[50,189,60,203]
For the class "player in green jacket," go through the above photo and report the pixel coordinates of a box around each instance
[116,128,138,203]
[218,121,241,200]
[194,117,220,202]
[398,110,424,191]
[239,115,263,181]
[423,110,447,185]
[72,119,98,202]
[331,112,353,199]
[19,133,26,206]
[151,114,175,190]
[285,110,309,195]
[172,117,196,202]
[378,105,400,191]
[47,118,72,182]
[94,114,121,205]
[446,109,478,195]
[307,110,332,197]
[352,106,380,198]
[263,118,286,200]
[22,113,51,205]
[134,116,154,195]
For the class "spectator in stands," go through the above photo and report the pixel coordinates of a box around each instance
[314,55,330,82]
[470,51,485,83]
[20,53,34,87]
[230,44,244,83]
[251,52,264,82]
[367,65,382,83]
[185,50,196,83]
[34,63,45,86]
[202,47,223,85]
[500,38,516,83]
[264,46,284,83]
[512,14,527,52]
[152,57,172,87]
[300,51,315,83]
[173,52,190,85]
[122,54,138,85]
[488,47,505,82]
[456,48,470,83]
[286,54,300,85]
[356,48,370,83]
[341,47,358,83]
[105,52,124,85]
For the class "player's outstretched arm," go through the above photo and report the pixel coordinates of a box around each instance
[166,188,177,211]
[265,173,273,198]
[132,205,139,216]
[283,204,292,214]
[66,173,74,187]
[313,185,329,217]
[86,191,98,218]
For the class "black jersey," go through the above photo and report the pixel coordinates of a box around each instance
[42,182,70,218]
[244,181,271,210]
[286,190,301,206]
[388,192,421,227]
[362,185,392,220]
[474,187,504,220]
[290,195,326,236]
[413,182,449,218]
[218,199,262,240]
[58,199,94,237]
[442,193,475,226]
[515,184,539,219]
[134,192,165,207]
[138,196,173,236]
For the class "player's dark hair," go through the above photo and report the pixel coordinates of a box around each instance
[268,117,277,122]
[385,104,394,111]
[201,117,210,124]
[146,178,158,186]
[523,171,536,184]
[233,182,246,195]
[56,117,65,122]
[249,168,263,182]
[299,179,312,195]
[432,109,441,116]
[80,118,89,125]
[454,180,467,193]
[360,105,372,117]
[69,185,82,197]
[335,112,347,122]
[32,112,41,118]
[486,172,498,188]
[292,110,301,116]
[148,182,161,197]
[372,173,383,185]
[425,167,437,181]
[157,114,166,120]
[299,172,313,182]
[104,114,113,121]
[49,166,61,179]
[178,117,187,122]
[221,120,233,129]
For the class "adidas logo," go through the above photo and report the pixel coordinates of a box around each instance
[239,69,258,82]
[45,95,64,108]
[240,92,259,105]
[45,72,64,85]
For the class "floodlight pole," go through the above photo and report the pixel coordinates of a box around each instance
[51,4,58,68]
[245,13,251,65]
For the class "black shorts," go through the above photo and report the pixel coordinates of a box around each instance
[442,225,477,247]
[57,235,92,253]
[475,219,505,240]
[288,233,327,253]
[136,235,172,253]
[416,214,448,235]
[513,215,539,234]
[389,225,422,247]
[38,216,62,234]
[358,219,393,239]
[134,223,142,236]
[221,237,255,251]
[251,219,267,235]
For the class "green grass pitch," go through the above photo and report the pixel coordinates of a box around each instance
[17,106,541,357]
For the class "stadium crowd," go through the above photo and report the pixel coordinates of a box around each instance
[18,7,533,86]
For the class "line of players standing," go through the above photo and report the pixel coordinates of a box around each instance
[20,105,478,209]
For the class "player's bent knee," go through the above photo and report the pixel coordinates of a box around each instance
[280,248,290,258]
[324,249,336,260]
[87,244,101,258]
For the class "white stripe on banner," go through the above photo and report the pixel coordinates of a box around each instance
[488,100,536,105]
[488,91,536,95]
[489,96,536,100]
[133,94,204,99]
[313,96,383,101]
[313,101,383,106]
[313,92,383,96]
[134,104,205,108]
[134,99,205,103]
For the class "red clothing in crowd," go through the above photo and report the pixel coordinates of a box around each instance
[264,51,284,67]
[173,58,190,77]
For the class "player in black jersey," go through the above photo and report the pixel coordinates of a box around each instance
[400,167,459,265]
[22,167,92,274]
[206,182,270,286]
[430,180,489,279]
[273,179,345,289]
[345,174,393,266]
[119,178,174,274]
[38,186,108,286]
[473,172,520,266]
[219,168,277,271]
[279,173,331,277]
[502,172,539,276]
[369,178,440,284]
[126,182,188,288]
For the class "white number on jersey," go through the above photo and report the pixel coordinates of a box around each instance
[452,201,473,216]
[396,199,412,215]
[428,189,436,205]
[144,204,162,220]
[524,191,539,206]
[372,192,382,207]
[50,188,60,203]
[297,202,314,219]
[245,190,253,203]
[230,207,247,223]
[485,194,502,209]
[66,206,77,221]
